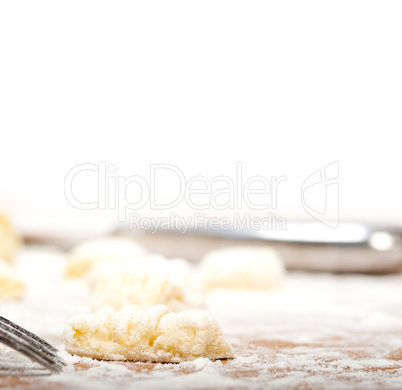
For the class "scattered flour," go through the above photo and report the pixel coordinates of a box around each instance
[1,247,402,389]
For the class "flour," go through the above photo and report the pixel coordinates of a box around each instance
[1,247,402,389]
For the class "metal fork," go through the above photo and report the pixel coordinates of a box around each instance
[0,316,65,374]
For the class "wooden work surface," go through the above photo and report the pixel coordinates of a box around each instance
[2,328,402,390]
[1,247,402,389]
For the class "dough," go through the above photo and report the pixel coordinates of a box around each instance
[142,254,192,288]
[0,213,19,263]
[87,254,204,309]
[63,305,234,362]
[65,237,147,278]
[85,254,191,291]
[143,255,204,308]
[85,260,128,290]
[200,246,285,290]
[0,259,25,301]
[91,270,187,313]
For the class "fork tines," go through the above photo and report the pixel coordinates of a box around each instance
[0,316,66,374]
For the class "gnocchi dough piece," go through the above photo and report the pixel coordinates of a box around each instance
[0,213,19,263]
[143,254,192,288]
[200,246,285,290]
[85,260,128,290]
[0,259,25,301]
[91,270,187,313]
[86,254,192,290]
[144,255,204,308]
[63,305,234,362]
[65,237,147,278]
[86,254,205,309]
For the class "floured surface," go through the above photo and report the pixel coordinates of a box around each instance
[1,247,402,389]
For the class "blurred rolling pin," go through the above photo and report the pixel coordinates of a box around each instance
[118,222,402,273]
[20,219,402,273]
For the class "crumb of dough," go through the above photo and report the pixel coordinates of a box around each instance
[0,258,25,301]
[65,237,147,278]
[91,270,187,313]
[200,246,285,290]
[63,305,234,363]
[0,213,19,263]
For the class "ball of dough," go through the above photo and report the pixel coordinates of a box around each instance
[200,246,285,290]
[0,258,25,301]
[63,305,234,362]
[65,237,147,278]
[0,213,19,263]
[91,270,187,313]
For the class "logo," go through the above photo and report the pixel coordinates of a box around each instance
[301,161,339,228]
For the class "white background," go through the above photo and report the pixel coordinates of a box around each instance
[0,1,401,236]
